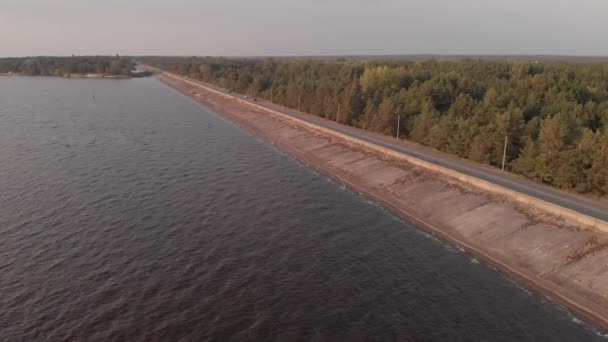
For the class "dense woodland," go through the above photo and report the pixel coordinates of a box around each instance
[0,56,137,76]
[154,57,608,196]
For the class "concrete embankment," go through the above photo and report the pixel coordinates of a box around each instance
[156,73,608,329]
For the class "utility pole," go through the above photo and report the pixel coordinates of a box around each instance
[501,135,508,171]
[270,86,273,103]
[336,103,341,122]
[396,114,401,139]
[298,94,301,111]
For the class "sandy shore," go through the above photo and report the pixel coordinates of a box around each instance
[156,73,608,330]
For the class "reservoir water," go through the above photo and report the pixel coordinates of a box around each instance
[0,77,604,341]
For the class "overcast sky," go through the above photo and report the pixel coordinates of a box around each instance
[1,0,607,57]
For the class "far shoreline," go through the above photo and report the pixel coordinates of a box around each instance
[0,71,152,79]
[0,72,130,79]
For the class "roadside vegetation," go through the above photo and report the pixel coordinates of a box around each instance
[144,57,608,196]
[0,56,140,77]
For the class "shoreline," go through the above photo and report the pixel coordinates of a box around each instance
[0,73,131,79]
[154,73,608,331]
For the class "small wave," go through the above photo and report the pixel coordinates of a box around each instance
[566,312,608,339]
[361,199,380,207]
[504,277,533,296]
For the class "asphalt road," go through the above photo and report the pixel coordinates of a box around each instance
[162,71,608,223]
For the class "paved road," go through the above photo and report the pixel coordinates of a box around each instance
[161,70,608,223]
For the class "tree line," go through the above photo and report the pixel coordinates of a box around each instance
[141,56,608,197]
[0,56,137,77]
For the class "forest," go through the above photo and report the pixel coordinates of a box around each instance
[0,56,137,77]
[143,56,608,196]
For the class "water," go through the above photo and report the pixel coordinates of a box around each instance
[0,77,604,341]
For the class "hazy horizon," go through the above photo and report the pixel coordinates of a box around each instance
[4,53,608,59]
[2,0,608,57]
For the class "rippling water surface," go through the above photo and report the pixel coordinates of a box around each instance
[0,77,605,341]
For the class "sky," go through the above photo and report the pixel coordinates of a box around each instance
[1,0,607,57]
